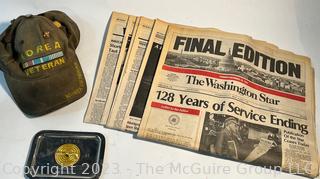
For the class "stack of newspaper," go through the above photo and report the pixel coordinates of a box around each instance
[84,12,318,177]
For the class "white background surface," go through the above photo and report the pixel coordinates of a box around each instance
[0,0,319,178]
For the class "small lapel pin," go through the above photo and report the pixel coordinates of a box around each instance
[43,31,50,38]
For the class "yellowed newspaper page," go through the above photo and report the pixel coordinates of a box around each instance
[122,19,168,132]
[106,17,155,129]
[105,17,141,127]
[138,25,318,177]
[101,15,138,125]
[84,12,129,124]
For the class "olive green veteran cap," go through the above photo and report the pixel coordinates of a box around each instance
[0,10,87,117]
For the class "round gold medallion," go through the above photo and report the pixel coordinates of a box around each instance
[55,144,81,167]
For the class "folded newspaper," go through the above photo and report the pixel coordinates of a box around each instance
[84,11,319,177]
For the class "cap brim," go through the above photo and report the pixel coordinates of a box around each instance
[5,49,87,117]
